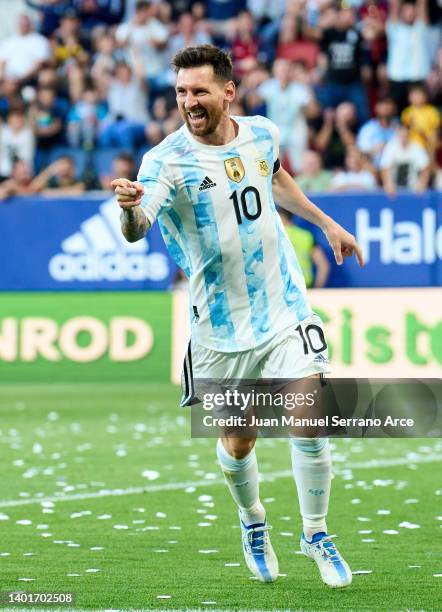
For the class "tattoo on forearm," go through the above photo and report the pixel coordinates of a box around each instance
[120,207,148,242]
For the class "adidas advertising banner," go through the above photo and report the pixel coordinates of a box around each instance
[0,195,176,290]
[0,292,172,383]
[171,288,442,383]
[300,191,442,287]
[0,192,441,290]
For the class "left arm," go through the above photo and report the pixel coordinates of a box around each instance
[272,166,364,266]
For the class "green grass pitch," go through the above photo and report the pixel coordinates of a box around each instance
[0,383,441,612]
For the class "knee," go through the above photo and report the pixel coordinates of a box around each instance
[291,437,329,455]
[222,437,256,459]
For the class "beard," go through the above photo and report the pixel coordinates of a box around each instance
[182,104,224,137]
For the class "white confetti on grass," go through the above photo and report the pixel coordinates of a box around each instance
[90,547,104,551]
[377,509,391,515]
[141,470,160,481]
[199,549,218,554]
[399,521,420,529]
[18,577,35,581]
[408,565,422,568]
[156,512,167,518]
[352,570,373,575]
[361,539,376,543]
[97,514,112,520]
[198,522,212,527]
[67,573,81,577]
[0,513,9,520]
[156,595,171,599]
[113,525,129,530]
[85,568,100,573]
[404,498,419,504]
[0,553,11,556]
[280,532,294,537]
[358,530,373,534]
[383,529,399,535]
[198,494,213,502]
[16,519,32,525]
[357,517,371,522]
[225,562,240,567]
[201,602,217,605]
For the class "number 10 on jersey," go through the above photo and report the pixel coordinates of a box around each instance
[229,186,262,224]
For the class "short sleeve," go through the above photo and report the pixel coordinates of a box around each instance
[379,141,395,169]
[137,152,176,226]
[255,115,280,163]
[413,144,429,170]
[356,122,373,153]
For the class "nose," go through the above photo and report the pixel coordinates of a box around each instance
[184,93,199,110]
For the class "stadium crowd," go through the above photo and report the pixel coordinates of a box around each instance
[0,0,441,200]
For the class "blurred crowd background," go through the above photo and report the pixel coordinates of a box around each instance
[0,0,440,202]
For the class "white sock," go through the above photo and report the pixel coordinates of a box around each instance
[216,439,265,525]
[290,438,331,541]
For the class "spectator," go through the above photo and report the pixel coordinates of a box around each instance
[330,147,377,192]
[313,102,358,170]
[31,155,85,194]
[279,208,330,289]
[386,0,432,113]
[166,12,212,64]
[357,96,398,168]
[24,0,72,38]
[30,86,65,169]
[295,150,333,193]
[91,31,123,98]
[115,0,169,91]
[401,85,441,157]
[52,10,89,71]
[380,123,431,195]
[0,79,25,120]
[99,151,136,191]
[67,85,107,149]
[276,14,320,70]
[98,61,148,149]
[206,0,245,20]
[0,13,51,83]
[316,6,369,123]
[0,108,35,178]
[0,159,35,200]
[358,0,388,93]
[258,58,319,172]
[230,10,260,77]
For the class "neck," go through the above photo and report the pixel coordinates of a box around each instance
[192,114,237,146]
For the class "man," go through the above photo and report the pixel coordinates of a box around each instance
[386,0,431,113]
[380,123,431,196]
[357,96,398,169]
[112,45,363,588]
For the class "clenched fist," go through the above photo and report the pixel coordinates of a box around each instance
[111,178,145,209]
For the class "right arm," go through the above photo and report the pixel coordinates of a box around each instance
[112,178,150,242]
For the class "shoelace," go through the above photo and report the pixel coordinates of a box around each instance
[314,537,342,563]
[244,525,272,556]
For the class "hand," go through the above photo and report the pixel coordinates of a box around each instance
[111,178,144,209]
[323,219,364,267]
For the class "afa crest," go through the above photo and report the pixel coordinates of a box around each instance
[257,159,270,176]
[224,157,245,183]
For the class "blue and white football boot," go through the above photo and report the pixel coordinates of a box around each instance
[300,532,352,588]
[240,515,279,582]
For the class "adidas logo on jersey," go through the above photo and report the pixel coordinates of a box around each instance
[198,176,216,191]
[48,197,169,282]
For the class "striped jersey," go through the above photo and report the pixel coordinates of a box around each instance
[138,114,311,352]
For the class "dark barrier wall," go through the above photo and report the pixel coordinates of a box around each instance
[0,191,441,289]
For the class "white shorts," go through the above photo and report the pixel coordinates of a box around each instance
[181,313,330,406]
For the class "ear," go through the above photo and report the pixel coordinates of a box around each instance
[224,80,236,103]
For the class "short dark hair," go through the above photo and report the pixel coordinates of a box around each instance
[172,45,233,83]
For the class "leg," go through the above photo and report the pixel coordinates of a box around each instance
[216,436,264,524]
[216,435,279,582]
[290,436,331,540]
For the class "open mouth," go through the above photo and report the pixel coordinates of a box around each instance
[187,109,207,126]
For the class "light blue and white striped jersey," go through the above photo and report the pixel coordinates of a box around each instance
[138,115,311,352]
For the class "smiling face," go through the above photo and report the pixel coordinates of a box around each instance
[175,65,235,138]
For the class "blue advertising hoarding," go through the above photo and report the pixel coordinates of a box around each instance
[1,194,177,290]
[0,191,441,290]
